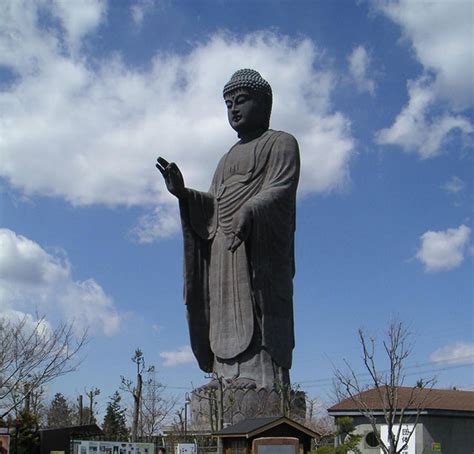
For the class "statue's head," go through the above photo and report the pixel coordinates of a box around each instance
[223,69,272,136]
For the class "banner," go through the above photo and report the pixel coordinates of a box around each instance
[380,424,415,454]
[72,441,154,454]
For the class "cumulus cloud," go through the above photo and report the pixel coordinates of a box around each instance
[430,342,474,365]
[130,205,180,243]
[0,309,53,338]
[375,77,473,158]
[160,345,195,367]
[415,224,471,272]
[49,0,106,52]
[348,45,375,95]
[0,1,354,241]
[442,176,465,195]
[0,228,121,336]
[372,0,473,157]
[373,0,473,109]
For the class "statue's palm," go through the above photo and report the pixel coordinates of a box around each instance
[156,157,186,198]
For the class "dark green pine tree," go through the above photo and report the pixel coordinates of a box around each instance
[102,391,128,440]
[46,392,75,428]
[11,410,40,454]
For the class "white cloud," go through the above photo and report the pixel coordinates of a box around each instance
[130,204,180,243]
[430,342,474,365]
[0,1,355,242]
[0,309,53,338]
[373,0,473,109]
[372,0,473,157]
[375,77,473,158]
[131,0,157,26]
[416,224,471,272]
[160,345,195,367]
[348,45,375,95]
[442,176,465,194]
[0,228,121,336]
[49,0,106,52]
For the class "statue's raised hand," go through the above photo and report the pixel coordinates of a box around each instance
[156,157,187,199]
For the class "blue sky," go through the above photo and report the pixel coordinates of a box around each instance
[1,0,473,419]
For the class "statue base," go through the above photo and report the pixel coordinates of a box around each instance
[189,379,306,430]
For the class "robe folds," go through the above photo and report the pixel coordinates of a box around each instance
[179,130,300,375]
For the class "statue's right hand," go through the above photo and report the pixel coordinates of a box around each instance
[156,157,187,199]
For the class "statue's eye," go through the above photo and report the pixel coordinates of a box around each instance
[234,94,250,105]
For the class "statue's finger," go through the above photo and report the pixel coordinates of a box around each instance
[157,157,169,168]
[155,163,165,175]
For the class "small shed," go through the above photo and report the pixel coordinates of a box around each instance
[215,416,319,454]
[39,424,103,454]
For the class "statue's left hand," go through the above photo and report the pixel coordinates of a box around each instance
[228,206,252,252]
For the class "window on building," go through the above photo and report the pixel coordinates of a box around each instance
[365,431,380,448]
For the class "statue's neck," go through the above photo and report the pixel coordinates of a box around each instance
[238,127,268,143]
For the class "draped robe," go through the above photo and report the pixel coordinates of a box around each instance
[179,130,300,381]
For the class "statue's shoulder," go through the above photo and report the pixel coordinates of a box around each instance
[268,130,299,153]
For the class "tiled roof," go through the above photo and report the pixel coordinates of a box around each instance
[217,416,282,435]
[215,416,320,438]
[328,387,474,413]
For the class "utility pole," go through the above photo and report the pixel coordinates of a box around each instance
[78,395,83,425]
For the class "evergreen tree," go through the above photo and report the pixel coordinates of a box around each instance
[10,410,40,454]
[46,393,75,428]
[102,391,128,440]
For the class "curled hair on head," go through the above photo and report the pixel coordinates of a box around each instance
[223,69,273,129]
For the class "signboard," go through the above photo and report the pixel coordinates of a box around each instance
[380,424,415,454]
[252,437,298,454]
[72,441,154,454]
[175,444,197,454]
[0,434,10,454]
[432,442,442,452]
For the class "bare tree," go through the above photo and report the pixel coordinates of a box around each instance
[121,349,144,442]
[140,366,177,438]
[305,395,335,441]
[0,314,87,420]
[333,320,435,454]
[85,387,101,425]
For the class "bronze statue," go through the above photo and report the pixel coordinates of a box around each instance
[157,69,300,391]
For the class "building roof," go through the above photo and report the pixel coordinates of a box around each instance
[39,423,103,435]
[215,416,319,439]
[328,387,474,414]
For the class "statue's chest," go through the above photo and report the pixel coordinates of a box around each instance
[222,144,255,181]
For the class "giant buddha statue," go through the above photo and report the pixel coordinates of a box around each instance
[157,69,300,398]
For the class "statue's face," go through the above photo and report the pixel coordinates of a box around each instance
[224,89,266,134]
